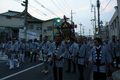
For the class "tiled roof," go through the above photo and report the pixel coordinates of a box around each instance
[1,10,21,16]
[0,10,43,22]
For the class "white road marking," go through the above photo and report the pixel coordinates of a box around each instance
[0,61,6,63]
[0,63,43,80]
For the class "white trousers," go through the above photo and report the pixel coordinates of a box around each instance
[1,50,6,60]
[19,53,25,62]
[9,59,19,69]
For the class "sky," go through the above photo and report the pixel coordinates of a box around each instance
[0,0,117,36]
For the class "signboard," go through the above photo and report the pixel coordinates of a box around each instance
[19,29,39,40]
[54,18,63,36]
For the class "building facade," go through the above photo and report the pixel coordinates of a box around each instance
[117,0,120,40]
[0,10,43,42]
[109,10,119,40]
[109,0,120,40]
[42,19,54,41]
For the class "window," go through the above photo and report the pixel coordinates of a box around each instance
[36,25,42,30]
[44,29,47,33]
[47,26,52,31]
[29,25,34,29]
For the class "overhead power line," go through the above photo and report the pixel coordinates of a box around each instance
[34,0,59,17]
[51,0,66,14]
[57,0,71,12]
[14,0,51,19]
[100,0,112,14]
[29,3,48,16]
[14,0,22,3]
[101,0,105,8]
[64,0,72,10]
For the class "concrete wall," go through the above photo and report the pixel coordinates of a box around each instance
[42,20,54,41]
[117,0,120,39]
[0,15,24,27]
[109,11,119,40]
[28,23,42,34]
[28,23,42,41]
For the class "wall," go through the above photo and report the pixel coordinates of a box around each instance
[42,20,54,41]
[0,15,24,27]
[117,0,120,39]
[109,11,119,40]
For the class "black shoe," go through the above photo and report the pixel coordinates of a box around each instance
[65,70,70,73]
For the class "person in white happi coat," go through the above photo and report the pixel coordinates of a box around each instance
[83,37,91,67]
[9,39,19,69]
[6,40,12,66]
[49,33,66,80]
[66,37,77,73]
[89,38,112,80]
[30,39,39,62]
[103,39,110,51]
[19,40,26,63]
[109,35,120,68]
[40,36,51,74]
[26,40,30,57]
[73,36,87,80]
[1,40,7,60]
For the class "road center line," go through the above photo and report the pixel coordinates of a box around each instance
[0,63,43,80]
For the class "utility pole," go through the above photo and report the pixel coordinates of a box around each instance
[89,29,91,37]
[71,10,73,23]
[79,23,82,36]
[22,0,28,40]
[71,10,76,23]
[82,26,85,36]
[71,10,75,35]
[94,5,96,38]
[91,4,97,38]
[97,0,101,38]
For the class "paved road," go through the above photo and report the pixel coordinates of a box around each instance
[1,57,119,80]
[0,58,93,80]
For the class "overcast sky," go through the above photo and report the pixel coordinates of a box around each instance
[0,0,117,36]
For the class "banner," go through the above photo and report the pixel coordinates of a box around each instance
[19,29,39,40]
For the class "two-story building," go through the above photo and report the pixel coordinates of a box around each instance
[0,10,43,41]
[109,10,119,40]
[109,0,120,40]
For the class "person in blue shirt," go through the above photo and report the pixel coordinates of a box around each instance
[89,38,112,80]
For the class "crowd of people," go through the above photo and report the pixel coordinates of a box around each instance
[0,34,120,80]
